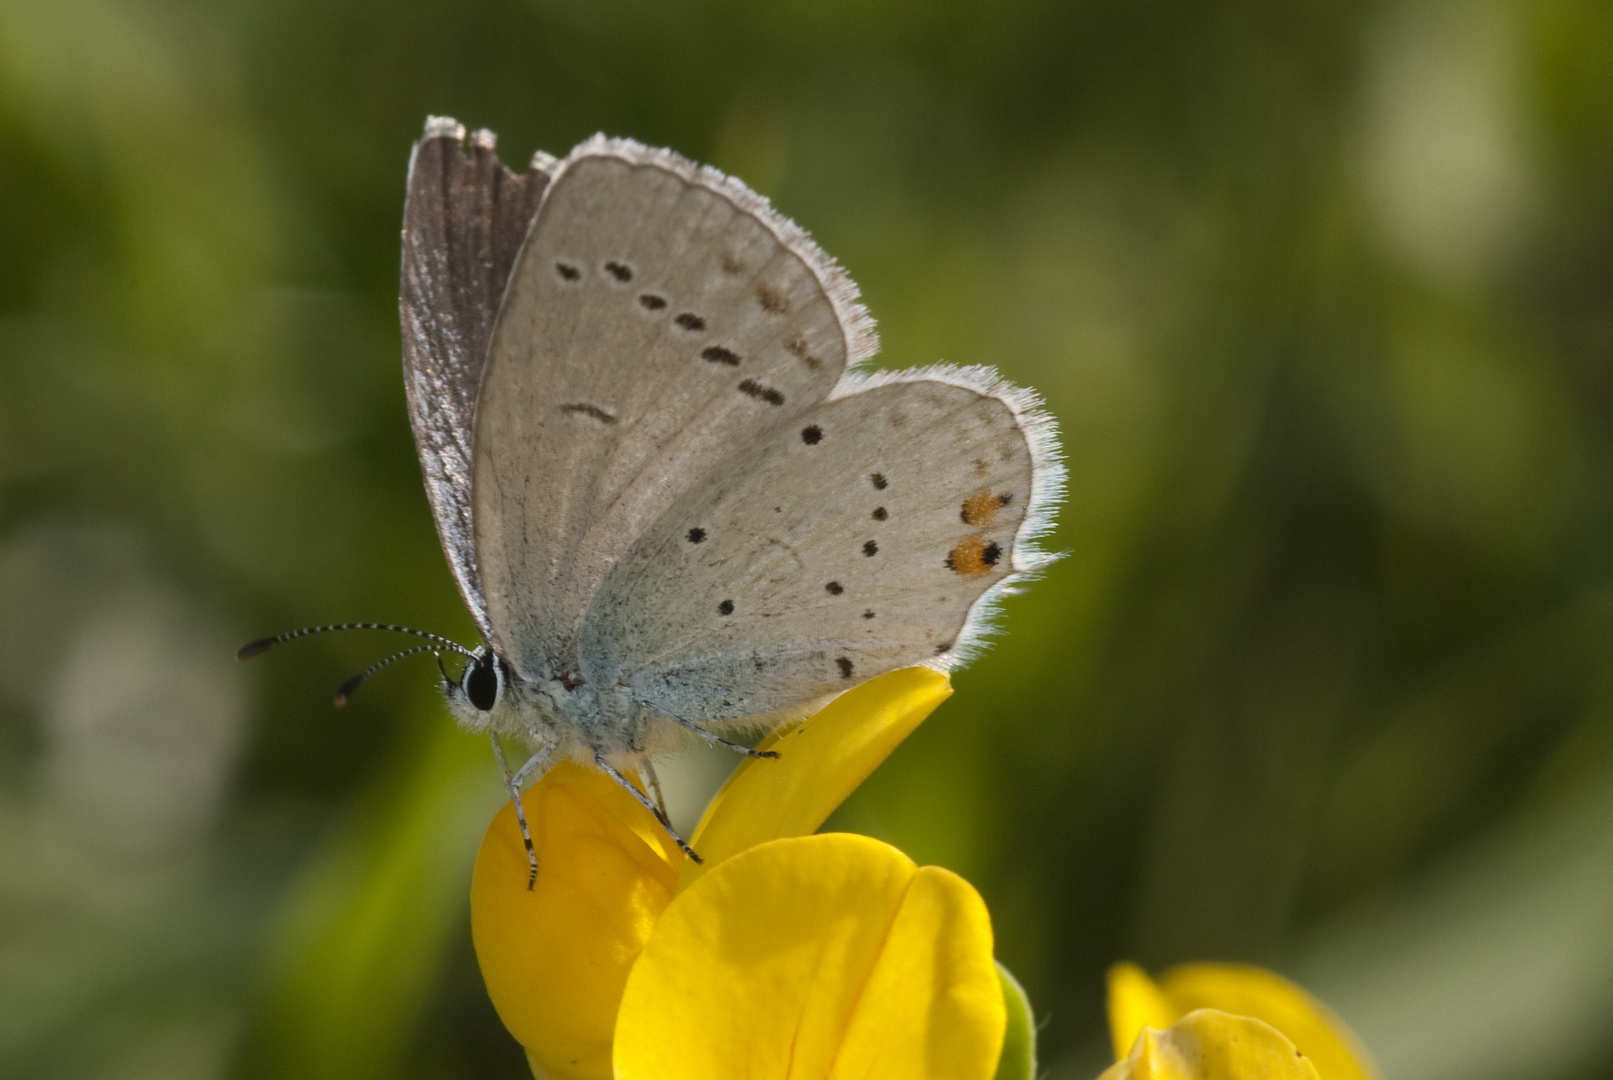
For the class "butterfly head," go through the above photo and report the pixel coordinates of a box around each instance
[444,644,512,731]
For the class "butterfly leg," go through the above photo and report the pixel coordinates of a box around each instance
[511,746,554,789]
[491,734,555,889]
[641,758,670,821]
[657,709,780,759]
[594,754,703,864]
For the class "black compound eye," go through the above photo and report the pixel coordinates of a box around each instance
[465,655,500,712]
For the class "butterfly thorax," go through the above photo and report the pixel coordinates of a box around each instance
[442,646,658,764]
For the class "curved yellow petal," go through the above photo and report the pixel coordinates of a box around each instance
[1156,965,1380,1080]
[615,833,1005,1080]
[470,761,681,1080]
[1097,1010,1320,1080]
[682,667,951,890]
[1107,963,1179,1060]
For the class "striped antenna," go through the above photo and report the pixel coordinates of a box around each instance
[334,644,443,707]
[237,622,475,661]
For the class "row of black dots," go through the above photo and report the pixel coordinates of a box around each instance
[552,260,804,403]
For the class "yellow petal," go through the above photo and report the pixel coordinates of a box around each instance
[470,761,681,1080]
[1107,963,1179,1060]
[681,667,951,890]
[1156,965,1380,1080]
[1097,1010,1321,1080]
[615,833,1005,1080]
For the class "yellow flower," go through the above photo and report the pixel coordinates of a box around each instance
[1099,1011,1320,1080]
[1102,963,1381,1080]
[470,761,681,1076]
[471,667,1013,1080]
[615,833,1003,1080]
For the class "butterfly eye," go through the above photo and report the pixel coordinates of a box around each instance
[465,653,501,712]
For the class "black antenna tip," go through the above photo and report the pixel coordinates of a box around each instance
[333,672,366,708]
[238,637,277,661]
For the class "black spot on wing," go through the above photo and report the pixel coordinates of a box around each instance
[555,262,580,281]
[825,581,843,595]
[801,425,822,445]
[639,293,667,310]
[872,507,887,520]
[870,473,888,490]
[702,345,741,366]
[785,338,822,370]
[836,657,854,679]
[757,285,788,313]
[603,260,633,282]
[560,403,617,424]
[738,379,784,406]
[718,600,734,615]
[863,540,878,557]
[687,527,706,544]
[675,312,706,331]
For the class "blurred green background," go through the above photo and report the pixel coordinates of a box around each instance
[4,0,1613,1076]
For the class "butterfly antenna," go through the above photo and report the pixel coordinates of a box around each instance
[237,622,476,661]
[333,644,442,707]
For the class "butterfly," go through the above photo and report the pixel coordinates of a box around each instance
[244,117,1062,881]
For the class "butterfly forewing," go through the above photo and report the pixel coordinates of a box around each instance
[401,119,550,644]
[473,138,871,683]
[578,371,1049,726]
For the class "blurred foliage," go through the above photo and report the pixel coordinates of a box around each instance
[2,0,1612,1078]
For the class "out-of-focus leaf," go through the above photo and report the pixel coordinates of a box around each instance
[995,961,1038,1080]
[243,708,502,1080]
[1299,760,1613,1080]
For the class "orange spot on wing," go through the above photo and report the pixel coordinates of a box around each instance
[961,491,1001,527]
[946,535,993,577]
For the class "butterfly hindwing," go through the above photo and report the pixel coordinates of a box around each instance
[578,368,1060,726]
[401,119,550,642]
[472,138,874,682]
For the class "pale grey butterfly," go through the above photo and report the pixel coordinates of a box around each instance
[243,117,1063,881]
